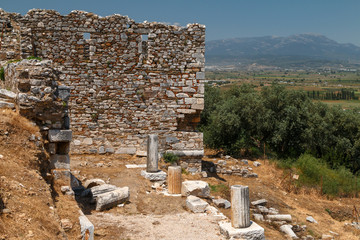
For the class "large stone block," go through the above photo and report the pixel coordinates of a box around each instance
[50,154,70,169]
[186,195,208,213]
[48,130,72,142]
[181,180,210,198]
[219,221,265,240]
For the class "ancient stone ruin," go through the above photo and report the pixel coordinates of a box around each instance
[0,8,205,171]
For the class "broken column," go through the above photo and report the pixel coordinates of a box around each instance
[147,134,158,172]
[219,184,265,239]
[231,185,250,228]
[168,166,181,194]
[141,134,166,181]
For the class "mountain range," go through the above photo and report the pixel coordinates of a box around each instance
[205,34,360,69]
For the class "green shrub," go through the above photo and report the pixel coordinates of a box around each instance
[163,152,179,164]
[0,67,4,81]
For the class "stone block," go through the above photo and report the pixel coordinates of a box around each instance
[0,101,15,109]
[251,199,267,206]
[186,195,208,213]
[50,154,70,169]
[253,214,265,222]
[181,180,210,198]
[0,89,16,99]
[213,198,231,209]
[57,85,70,101]
[96,187,130,211]
[141,170,167,181]
[48,143,57,155]
[219,221,265,240]
[115,147,137,155]
[79,215,94,240]
[48,130,72,142]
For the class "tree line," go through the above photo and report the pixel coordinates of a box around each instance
[200,84,360,174]
[307,89,358,100]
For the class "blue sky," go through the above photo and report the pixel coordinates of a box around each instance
[1,0,359,46]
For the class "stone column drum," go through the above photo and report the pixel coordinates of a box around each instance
[168,166,182,194]
[147,134,159,172]
[231,185,250,228]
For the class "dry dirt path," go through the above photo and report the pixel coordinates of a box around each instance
[71,154,227,240]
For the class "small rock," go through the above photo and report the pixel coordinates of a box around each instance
[321,234,333,240]
[253,161,261,167]
[201,171,208,178]
[217,160,226,166]
[306,216,318,224]
[0,154,3,159]
[225,155,231,159]
[246,173,258,178]
[241,159,248,165]
[61,186,71,194]
[213,198,231,209]
[2,208,11,214]
[328,231,338,236]
[253,213,265,221]
[61,219,73,231]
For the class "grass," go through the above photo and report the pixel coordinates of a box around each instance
[276,154,360,197]
[209,183,230,199]
[163,152,179,164]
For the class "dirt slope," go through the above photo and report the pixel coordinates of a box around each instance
[0,109,80,240]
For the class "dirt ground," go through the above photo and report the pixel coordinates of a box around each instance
[70,153,360,240]
[2,108,360,239]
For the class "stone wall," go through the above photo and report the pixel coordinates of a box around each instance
[2,59,72,176]
[0,9,205,158]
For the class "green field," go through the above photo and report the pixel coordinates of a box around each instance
[206,70,360,109]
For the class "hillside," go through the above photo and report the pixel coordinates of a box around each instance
[0,109,80,240]
[206,34,360,69]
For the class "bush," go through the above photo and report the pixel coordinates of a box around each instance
[163,152,179,164]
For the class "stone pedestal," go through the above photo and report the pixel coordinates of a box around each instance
[231,185,250,228]
[168,166,182,194]
[219,221,265,240]
[141,170,166,181]
[147,134,158,172]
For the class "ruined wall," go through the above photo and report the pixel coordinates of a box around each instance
[3,59,72,175]
[0,9,205,158]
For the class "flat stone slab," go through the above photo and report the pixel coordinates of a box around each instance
[186,195,209,213]
[181,180,210,198]
[251,199,267,206]
[141,170,167,181]
[125,164,147,169]
[48,129,72,142]
[0,101,15,109]
[219,221,265,240]
[0,89,16,99]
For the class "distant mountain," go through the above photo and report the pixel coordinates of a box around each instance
[206,34,360,69]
